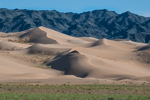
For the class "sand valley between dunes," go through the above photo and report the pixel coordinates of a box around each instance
[0,26,150,85]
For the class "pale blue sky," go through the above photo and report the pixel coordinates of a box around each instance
[0,0,150,16]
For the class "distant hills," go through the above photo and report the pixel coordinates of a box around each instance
[0,8,150,43]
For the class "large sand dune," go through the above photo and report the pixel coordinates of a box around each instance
[0,26,150,84]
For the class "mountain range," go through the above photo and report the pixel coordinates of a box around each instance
[0,8,150,43]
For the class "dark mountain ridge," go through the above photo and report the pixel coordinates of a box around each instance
[0,8,150,43]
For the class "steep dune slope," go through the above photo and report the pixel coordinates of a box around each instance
[47,50,93,78]
[19,28,58,44]
[39,26,94,45]
[138,44,150,51]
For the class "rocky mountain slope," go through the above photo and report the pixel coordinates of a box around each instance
[0,8,150,43]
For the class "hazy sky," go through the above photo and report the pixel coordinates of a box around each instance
[0,0,150,17]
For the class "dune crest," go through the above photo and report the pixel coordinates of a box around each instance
[19,28,58,44]
[138,44,150,51]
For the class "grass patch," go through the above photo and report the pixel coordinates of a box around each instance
[0,93,150,100]
[0,84,150,100]
[34,65,49,69]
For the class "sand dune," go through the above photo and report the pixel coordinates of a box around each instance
[27,44,69,55]
[0,55,58,81]
[47,50,93,78]
[19,28,58,44]
[89,38,108,46]
[0,26,150,84]
[0,40,30,51]
[39,26,93,45]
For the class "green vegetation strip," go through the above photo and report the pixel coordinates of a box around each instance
[0,94,150,100]
[0,84,150,100]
